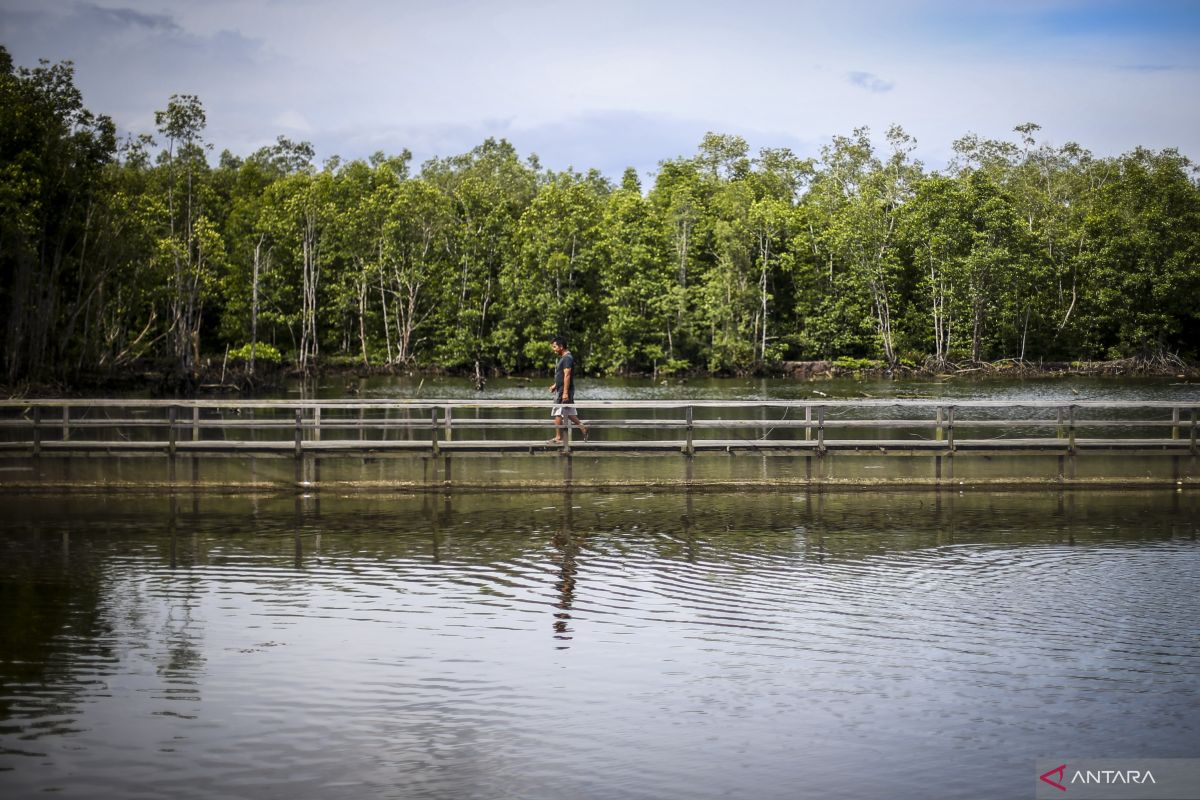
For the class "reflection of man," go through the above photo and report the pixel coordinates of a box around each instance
[548,335,589,444]
[552,526,578,642]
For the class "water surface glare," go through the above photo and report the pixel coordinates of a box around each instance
[1,490,1198,799]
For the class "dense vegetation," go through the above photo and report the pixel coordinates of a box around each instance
[3,48,1198,387]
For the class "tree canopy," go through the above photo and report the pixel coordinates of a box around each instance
[2,47,1197,386]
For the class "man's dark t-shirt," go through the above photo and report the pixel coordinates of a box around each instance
[554,352,576,404]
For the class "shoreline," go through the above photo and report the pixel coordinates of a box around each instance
[2,356,1197,398]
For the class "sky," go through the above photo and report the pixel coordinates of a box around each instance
[2,0,1199,181]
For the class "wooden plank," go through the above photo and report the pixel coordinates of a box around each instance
[0,418,172,428]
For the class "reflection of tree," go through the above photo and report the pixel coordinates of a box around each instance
[0,527,109,732]
[154,499,206,686]
[156,582,206,687]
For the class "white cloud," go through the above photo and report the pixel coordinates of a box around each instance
[1,0,1196,175]
[848,71,895,93]
[272,110,312,133]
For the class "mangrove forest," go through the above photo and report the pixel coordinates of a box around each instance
[2,46,1199,388]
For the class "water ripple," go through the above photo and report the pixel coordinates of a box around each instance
[2,490,1198,799]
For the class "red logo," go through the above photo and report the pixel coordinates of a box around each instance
[1040,764,1068,792]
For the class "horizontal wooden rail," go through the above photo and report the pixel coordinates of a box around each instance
[0,400,1196,462]
[0,398,1196,409]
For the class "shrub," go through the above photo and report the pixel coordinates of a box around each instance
[832,356,884,371]
[228,342,283,364]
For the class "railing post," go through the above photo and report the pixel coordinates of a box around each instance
[817,406,825,453]
[168,406,177,457]
[804,405,812,441]
[947,406,956,452]
[1191,408,1197,455]
[443,405,452,443]
[430,407,440,455]
[935,407,944,442]
[313,406,321,443]
[685,405,695,455]
[62,406,70,442]
[1068,405,1076,453]
[1056,407,1064,440]
[1172,407,1180,440]
[192,406,200,442]
[294,407,305,485]
[33,406,42,456]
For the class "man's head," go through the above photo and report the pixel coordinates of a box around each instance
[550,335,568,356]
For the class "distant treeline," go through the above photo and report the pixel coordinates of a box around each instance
[2,46,1199,386]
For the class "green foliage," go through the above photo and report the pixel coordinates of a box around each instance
[0,46,118,381]
[3,48,1198,385]
[228,342,282,363]
[832,356,885,371]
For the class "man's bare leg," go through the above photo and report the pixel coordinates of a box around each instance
[567,414,589,440]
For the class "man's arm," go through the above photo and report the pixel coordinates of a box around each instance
[560,367,572,401]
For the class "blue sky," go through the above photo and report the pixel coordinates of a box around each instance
[2,0,1198,180]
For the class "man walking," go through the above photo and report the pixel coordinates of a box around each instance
[548,335,589,444]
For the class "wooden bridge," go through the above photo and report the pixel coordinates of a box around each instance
[1,398,1197,487]
[1,398,1197,454]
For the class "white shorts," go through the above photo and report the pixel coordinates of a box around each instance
[551,405,578,417]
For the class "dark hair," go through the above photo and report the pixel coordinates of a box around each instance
[550,335,568,348]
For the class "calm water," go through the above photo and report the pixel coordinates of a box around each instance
[309,373,1200,404]
[1,489,1198,799]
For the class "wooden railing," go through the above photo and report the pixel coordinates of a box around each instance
[1,399,1196,458]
